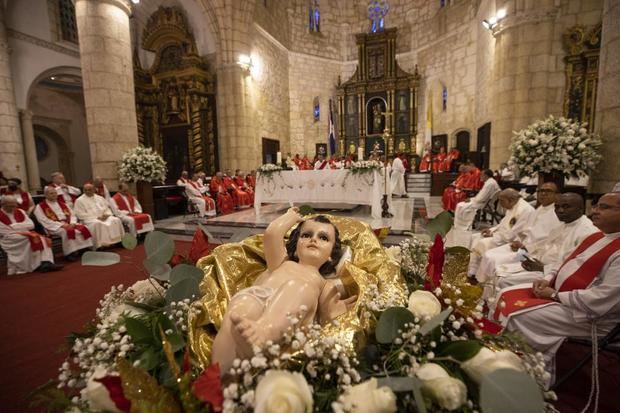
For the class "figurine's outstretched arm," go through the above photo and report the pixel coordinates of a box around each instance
[263,207,303,271]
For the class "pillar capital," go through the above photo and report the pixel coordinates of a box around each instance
[18,108,33,120]
[75,0,133,18]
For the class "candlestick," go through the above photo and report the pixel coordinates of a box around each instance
[357,147,364,161]
[276,151,282,165]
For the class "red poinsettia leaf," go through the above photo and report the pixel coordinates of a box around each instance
[425,234,445,290]
[169,254,185,268]
[94,375,131,413]
[188,228,210,264]
[192,363,223,411]
[182,349,191,374]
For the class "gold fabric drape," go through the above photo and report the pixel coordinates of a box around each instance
[188,215,407,368]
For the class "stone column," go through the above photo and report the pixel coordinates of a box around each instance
[0,5,27,187]
[75,0,138,188]
[593,0,620,193]
[18,109,40,191]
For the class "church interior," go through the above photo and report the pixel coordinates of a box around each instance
[0,0,619,412]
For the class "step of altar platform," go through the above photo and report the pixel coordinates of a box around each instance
[407,173,431,195]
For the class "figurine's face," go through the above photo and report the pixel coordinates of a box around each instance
[295,220,336,268]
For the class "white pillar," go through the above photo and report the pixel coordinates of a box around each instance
[0,4,27,186]
[75,0,138,188]
[18,109,40,191]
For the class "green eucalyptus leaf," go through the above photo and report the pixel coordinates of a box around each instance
[419,307,453,336]
[121,233,138,250]
[167,332,186,353]
[124,317,154,345]
[375,307,416,344]
[169,264,204,286]
[137,347,160,371]
[144,231,175,265]
[165,278,201,305]
[437,340,483,362]
[81,251,121,266]
[480,369,544,413]
[143,258,171,281]
[426,211,454,239]
[411,378,428,413]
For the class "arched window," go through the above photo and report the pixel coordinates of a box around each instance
[309,0,320,33]
[57,0,78,43]
[368,0,389,33]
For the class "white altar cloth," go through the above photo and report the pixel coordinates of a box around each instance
[254,169,392,219]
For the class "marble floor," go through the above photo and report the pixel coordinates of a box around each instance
[155,196,445,245]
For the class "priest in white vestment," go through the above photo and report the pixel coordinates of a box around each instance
[183,174,216,217]
[496,193,598,291]
[446,169,500,247]
[110,183,154,237]
[74,184,124,249]
[48,172,81,208]
[177,170,190,187]
[93,176,111,201]
[390,155,407,197]
[468,189,535,278]
[0,196,60,274]
[35,187,94,260]
[495,192,620,382]
[476,182,562,284]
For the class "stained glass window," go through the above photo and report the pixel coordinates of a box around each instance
[368,0,389,33]
[309,0,320,33]
[58,0,78,44]
[442,87,448,111]
[313,97,320,121]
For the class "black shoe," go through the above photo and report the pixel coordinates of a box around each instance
[38,261,63,272]
[65,253,79,262]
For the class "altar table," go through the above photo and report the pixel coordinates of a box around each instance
[254,169,392,219]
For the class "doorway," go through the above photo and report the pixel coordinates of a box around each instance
[262,138,280,164]
[455,130,470,161]
[161,125,190,183]
[477,122,491,169]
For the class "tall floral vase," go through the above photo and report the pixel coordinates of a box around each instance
[136,180,155,218]
[538,170,565,191]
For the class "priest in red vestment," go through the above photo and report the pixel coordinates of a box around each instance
[48,172,81,208]
[210,172,234,214]
[0,196,60,274]
[442,163,482,211]
[234,169,254,204]
[442,147,460,173]
[419,150,432,173]
[246,171,257,190]
[110,183,155,237]
[432,147,447,173]
[223,171,251,208]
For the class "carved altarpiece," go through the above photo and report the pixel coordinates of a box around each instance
[562,24,601,131]
[336,28,420,157]
[134,7,218,181]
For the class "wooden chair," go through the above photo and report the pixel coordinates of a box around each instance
[552,322,620,390]
[474,190,502,227]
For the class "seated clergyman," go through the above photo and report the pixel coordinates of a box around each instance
[74,183,125,249]
[48,172,81,209]
[110,182,154,237]
[211,209,357,374]
[34,187,93,261]
[494,192,620,384]
[0,196,62,274]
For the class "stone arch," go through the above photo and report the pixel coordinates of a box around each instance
[25,66,83,108]
[451,127,471,152]
[33,123,75,185]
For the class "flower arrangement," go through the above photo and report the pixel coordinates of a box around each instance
[35,232,555,413]
[256,163,283,180]
[348,160,383,175]
[509,115,602,178]
[118,146,167,183]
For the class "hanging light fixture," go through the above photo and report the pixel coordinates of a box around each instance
[482,9,506,31]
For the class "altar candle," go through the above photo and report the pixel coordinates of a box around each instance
[357,147,364,161]
[276,151,282,164]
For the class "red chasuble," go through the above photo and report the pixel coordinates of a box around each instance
[493,232,620,323]
[0,209,50,251]
[38,200,92,240]
[112,193,150,231]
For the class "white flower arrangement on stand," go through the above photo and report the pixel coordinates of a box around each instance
[257,163,284,181]
[348,160,383,175]
[509,115,602,178]
[118,146,167,183]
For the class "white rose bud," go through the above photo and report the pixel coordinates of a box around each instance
[407,290,441,321]
[254,370,313,413]
[461,348,524,384]
[416,363,467,411]
[339,378,397,413]
[81,366,122,413]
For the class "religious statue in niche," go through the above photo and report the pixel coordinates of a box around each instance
[348,143,356,155]
[568,75,584,121]
[368,100,386,134]
[398,139,406,153]
[347,96,355,114]
[398,93,406,111]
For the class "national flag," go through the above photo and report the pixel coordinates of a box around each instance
[328,99,336,155]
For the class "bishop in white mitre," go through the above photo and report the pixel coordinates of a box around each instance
[468,189,535,278]
[495,193,598,291]
[390,155,407,197]
[445,169,500,248]
[34,187,94,260]
[494,192,620,382]
[0,196,60,274]
[110,182,154,237]
[48,172,81,208]
[476,182,562,284]
[74,184,125,249]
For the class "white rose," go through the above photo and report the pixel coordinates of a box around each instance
[81,366,122,413]
[416,363,467,411]
[339,378,397,413]
[254,370,313,413]
[408,290,441,321]
[461,348,524,383]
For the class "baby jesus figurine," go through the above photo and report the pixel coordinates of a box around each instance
[211,208,357,374]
